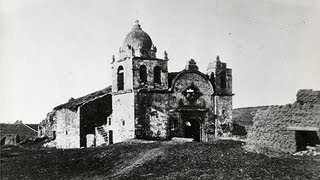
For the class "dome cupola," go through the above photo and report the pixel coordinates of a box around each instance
[119,20,157,59]
[123,20,153,50]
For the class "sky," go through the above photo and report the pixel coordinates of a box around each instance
[1,0,320,124]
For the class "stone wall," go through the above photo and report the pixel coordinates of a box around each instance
[247,91,320,153]
[95,116,111,146]
[111,58,133,92]
[170,72,216,141]
[79,94,112,147]
[231,106,270,136]
[135,92,170,139]
[132,58,168,90]
[55,108,80,148]
[135,71,218,141]
[38,111,57,139]
[215,96,233,136]
[111,92,135,143]
[297,89,320,104]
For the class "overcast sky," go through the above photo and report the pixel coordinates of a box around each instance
[1,0,320,124]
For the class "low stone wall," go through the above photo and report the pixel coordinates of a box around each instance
[247,102,320,153]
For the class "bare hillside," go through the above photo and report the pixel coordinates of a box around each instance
[1,140,319,179]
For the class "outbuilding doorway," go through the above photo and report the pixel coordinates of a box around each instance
[288,126,320,152]
[184,118,200,141]
[295,131,320,151]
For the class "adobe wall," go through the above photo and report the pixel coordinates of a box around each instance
[55,108,80,148]
[111,92,135,143]
[296,89,320,104]
[135,92,170,139]
[247,91,320,153]
[231,106,270,136]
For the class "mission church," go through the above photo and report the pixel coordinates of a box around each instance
[39,20,233,148]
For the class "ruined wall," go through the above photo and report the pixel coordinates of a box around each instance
[111,92,135,143]
[247,101,320,153]
[215,96,233,137]
[55,108,80,148]
[231,106,270,136]
[297,89,320,104]
[38,111,57,139]
[135,92,170,139]
[79,94,112,147]
[135,71,217,141]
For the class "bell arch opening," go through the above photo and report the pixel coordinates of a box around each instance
[117,66,124,91]
[140,65,147,83]
[154,66,161,85]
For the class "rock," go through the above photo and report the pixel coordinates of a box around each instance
[306,146,316,151]
[171,137,194,142]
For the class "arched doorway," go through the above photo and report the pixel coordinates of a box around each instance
[184,118,200,141]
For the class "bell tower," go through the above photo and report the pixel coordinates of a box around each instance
[110,20,169,143]
[207,55,233,137]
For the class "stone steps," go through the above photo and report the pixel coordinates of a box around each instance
[97,127,108,142]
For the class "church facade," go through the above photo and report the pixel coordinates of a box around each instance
[39,20,233,148]
[96,20,233,146]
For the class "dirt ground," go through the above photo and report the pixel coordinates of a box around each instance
[1,140,320,180]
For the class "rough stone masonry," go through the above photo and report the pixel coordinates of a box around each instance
[39,20,234,148]
[246,89,320,153]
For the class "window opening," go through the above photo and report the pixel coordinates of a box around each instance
[117,66,124,91]
[154,66,161,84]
[140,65,147,82]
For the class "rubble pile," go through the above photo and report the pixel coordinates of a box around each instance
[293,146,320,156]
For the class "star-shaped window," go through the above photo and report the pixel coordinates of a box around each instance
[182,83,203,104]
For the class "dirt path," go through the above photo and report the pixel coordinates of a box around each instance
[81,140,189,180]
[109,140,190,178]
[112,147,165,178]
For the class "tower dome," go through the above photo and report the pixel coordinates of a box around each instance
[123,20,153,50]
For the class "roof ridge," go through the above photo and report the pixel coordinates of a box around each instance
[21,123,38,133]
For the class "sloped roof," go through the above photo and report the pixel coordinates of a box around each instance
[0,123,38,140]
[54,85,112,111]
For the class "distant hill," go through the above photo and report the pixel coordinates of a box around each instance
[232,106,270,126]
